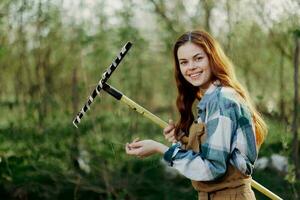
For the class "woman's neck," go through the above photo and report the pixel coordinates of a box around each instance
[197,81,214,97]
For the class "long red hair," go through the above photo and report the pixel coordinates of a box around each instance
[173,30,267,147]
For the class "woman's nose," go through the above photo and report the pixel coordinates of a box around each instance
[187,61,198,69]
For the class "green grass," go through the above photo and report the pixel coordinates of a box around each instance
[0,113,299,199]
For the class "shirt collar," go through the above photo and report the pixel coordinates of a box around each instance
[197,80,221,111]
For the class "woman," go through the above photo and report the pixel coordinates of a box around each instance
[125,30,267,200]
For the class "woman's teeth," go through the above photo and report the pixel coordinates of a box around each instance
[190,72,202,78]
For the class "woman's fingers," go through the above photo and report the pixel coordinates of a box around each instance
[163,119,177,143]
[126,142,142,155]
[163,119,175,134]
[163,126,173,134]
[126,139,161,158]
[168,119,175,127]
[128,141,143,148]
[126,143,131,150]
[126,138,141,155]
[164,133,171,140]
[126,137,141,149]
[166,135,176,143]
[164,130,177,143]
[132,137,140,143]
[125,140,149,157]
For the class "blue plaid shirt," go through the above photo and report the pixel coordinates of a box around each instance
[163,84,257,181]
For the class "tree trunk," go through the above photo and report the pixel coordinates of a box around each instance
[72,66,79,117]
[279,49,287,122]
[292,34,299,178]
[15,0,27,109]
[202,0,213,33]
[71,35,81,172]
[42,46,51,118]
[35,0,45,126]
[71,66,80,171]
[225,0,232,51]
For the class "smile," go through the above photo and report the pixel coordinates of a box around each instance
[189,70,203,78]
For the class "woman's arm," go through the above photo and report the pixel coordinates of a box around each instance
[125,119,177,158]
[125,139,169,158]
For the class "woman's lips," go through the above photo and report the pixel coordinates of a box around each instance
[189,71,203,79]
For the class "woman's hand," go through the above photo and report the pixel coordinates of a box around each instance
[163,119,177,143]
[125,138,168,158]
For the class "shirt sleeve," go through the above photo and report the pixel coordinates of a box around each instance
[230,103,257,175]
[163,98,255,181]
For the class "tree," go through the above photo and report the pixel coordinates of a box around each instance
[292,30,300,178]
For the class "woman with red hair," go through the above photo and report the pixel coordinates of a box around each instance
[126,30,267,200]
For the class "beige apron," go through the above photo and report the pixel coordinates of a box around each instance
[179,123,256,200]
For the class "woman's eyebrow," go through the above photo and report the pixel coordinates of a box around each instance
[179,53,203,60]
[178,58,187,61]
[193,53,203,58]
[178,52,204,61]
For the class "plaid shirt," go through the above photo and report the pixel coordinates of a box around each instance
[163,84,257,181]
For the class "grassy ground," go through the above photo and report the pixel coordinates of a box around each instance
[0,105,299,199]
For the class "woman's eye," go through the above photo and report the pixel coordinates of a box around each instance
[196,57,203,61]
[180,61,187,65]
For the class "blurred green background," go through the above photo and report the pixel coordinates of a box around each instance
[0,0,300,199]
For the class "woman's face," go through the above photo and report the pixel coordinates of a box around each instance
[177,42,212,89]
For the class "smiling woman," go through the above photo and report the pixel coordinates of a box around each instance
[125,29,268,200]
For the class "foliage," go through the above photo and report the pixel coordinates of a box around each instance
[0,0,300,199]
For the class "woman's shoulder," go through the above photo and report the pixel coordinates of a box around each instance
[201,85,243,112]
[220,86,238,98]
[205,86,243,113]
[215,86,240,104]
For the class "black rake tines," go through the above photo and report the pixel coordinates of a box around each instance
[72,42,132,128]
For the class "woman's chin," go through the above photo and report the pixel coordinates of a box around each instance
[189,80,212,89]
[189,80,204,87]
